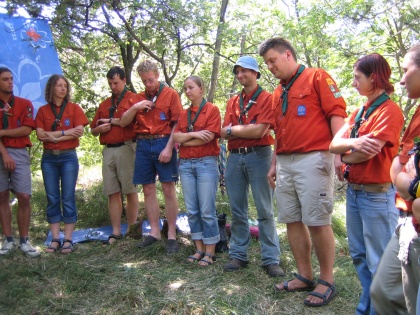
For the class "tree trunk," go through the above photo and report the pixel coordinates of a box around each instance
[207,0,229,103]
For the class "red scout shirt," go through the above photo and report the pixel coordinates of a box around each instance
[35,102,89,150]
[344,99,404,184]
[133,85,182,135]
[223,87,274,150]
[0,96,34,148]
[175,101,221,159]
[395,106,420,214]
[90,90,137,144]
[272,67,347,154]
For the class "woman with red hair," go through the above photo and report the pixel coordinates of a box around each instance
[329,53,404,314]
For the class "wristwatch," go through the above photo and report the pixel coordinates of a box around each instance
[226,126,232,137]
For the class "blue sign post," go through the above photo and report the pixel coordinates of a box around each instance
[0,14,62,115]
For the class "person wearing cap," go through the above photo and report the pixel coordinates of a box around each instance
[220,55,283,277]
[259,38,347,307]
[90,67,139,245]
[120,60,182,254]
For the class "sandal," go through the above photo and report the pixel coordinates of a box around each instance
[102,234,123,246]
[187,250,204,263]
[199,253,216,267]
[45,238,61,253]
[274,273,316,292]
[60,239,74,254]
[304,279,337,307]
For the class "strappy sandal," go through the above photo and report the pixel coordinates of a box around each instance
[102,234,123,246]
[199,253,216,267]
[60,239,74,254]
[45,238,61,253]
[304,278,337,307]
[187,250,204,263]
[274,273,316,292]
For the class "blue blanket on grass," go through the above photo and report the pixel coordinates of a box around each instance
[44,213,190,245]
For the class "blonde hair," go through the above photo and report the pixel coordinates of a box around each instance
[184,76,206,96]
[137,60,159,75]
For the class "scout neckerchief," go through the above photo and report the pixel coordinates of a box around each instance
[50,100,68,131]
[238,86,263,125]
[349,92,389,139]
[187,98,206,132]
[281,64,306,115]
[146,82,164,111]
[0,95,14,129]
[109,87,127,118]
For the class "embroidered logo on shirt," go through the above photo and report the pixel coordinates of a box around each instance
[250,118,256,124]
[297,105,306,116]
[64,119,71,126]
[17,119,21,126]
[160,112,167,120]
[333,92,342,98]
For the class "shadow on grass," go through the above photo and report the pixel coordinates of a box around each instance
[0,170,359,315]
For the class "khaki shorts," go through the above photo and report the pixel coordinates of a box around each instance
[0,148,31,195]
[275,150,334,226]
[102,141,137,196]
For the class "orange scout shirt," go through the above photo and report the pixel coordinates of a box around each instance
[175,102,221,159]
[90,90,137,144]
[222,87,274,150]
[272,67,347,154]
[395,106,420,213]
[0,96,35,148]
[133,85,182,135]
[35,102,89,150]
[344,99,404,184]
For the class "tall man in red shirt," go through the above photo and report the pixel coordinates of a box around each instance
[0,67,40,257]
[259,38,347,306]
[91,67,139,245]
[120,60,182,254]
[220,56,283,277]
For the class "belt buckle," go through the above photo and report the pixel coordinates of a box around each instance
[53,150,60,155]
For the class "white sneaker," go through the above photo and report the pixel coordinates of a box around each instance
[0,240,16,255]
[19,241,41,258]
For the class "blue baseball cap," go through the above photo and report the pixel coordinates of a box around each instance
[233,56,261,79]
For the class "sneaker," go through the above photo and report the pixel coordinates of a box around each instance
[19,241,41,258]
[262,263,285,277]
[0,240,16,255]
[223,258,249,272]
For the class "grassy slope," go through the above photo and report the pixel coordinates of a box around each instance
[0,167,359,315]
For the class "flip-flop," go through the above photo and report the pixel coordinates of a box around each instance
[304,278,337,307]
[274,273,316,292]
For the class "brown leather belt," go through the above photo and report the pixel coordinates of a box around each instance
[105,140,135,148]
[229,145,268,154]
[137,134,169,140]
[348,182,391,193]
[43,148,75,155]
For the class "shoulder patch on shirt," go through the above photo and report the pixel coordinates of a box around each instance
[333,92,342,98]
[297,105,306,116]
[64,119,71,126]
[326,78,334,85]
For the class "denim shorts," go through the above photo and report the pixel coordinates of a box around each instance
[133,137,178,184]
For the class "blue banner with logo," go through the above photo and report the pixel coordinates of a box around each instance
[0,14,62,115]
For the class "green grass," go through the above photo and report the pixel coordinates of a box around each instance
[0,166,360,315]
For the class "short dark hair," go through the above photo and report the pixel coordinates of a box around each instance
[407,43,420,68]
[0,67,12,76]
[259,37,297,61]
[353,53,394,94]
[106,67,126,80]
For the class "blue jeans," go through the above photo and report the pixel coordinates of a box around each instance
[346,185,399,315]
[179,156,220,244]
[225,146,281,265]
[41,150,79,224]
